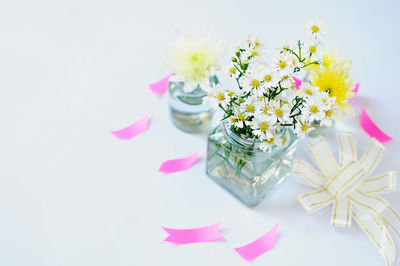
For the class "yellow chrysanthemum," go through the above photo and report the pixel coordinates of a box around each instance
[308,51,355,116]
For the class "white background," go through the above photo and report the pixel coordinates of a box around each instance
[0,0,399,265]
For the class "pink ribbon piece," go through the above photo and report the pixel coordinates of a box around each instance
[360,107,392,143]
[149,72,173,95]
[162,222,223,244]
[234,223,279,261]
[292,76,302,90]
[352,82,360,93]
[110,113,150,140]
[158,152,200,174]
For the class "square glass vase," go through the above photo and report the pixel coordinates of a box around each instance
[168,74,219,134]
[206,122,298,207]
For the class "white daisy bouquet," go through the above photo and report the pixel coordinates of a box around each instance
[204,25,339,152]
[166,32,225,92]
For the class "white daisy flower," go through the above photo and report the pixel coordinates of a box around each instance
[267,100,291,124]
[305,19,326,40]
[273,52,296,77]
[301,97,325,122]
[250,117,275,140]
[280,75,294,89]
[303,39,322,61]
[239,95,258,115]
[225,64,240,79]
[240,70,266,96]
[254,97,271,121]
[293,121,314,138]
[297,83,320,99]
[203,84,230,108]
[228,108,249,128]
[261,66,280,88]
[259,135,283,153]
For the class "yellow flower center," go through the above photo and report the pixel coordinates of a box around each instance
[259,123,269,132]
[229,67,236,74]
[275,108,284,117]
[238,113,246,121]
[246,104,255,113]
[250,79,260,88]
[230,117,238,123]
[243,60,249,64]
[279,61,286,68]
[325,109,332,117]
[266,138,274,144]
[217,93,225,101]
[251,50,258,56]
[309,45,317,54]
[263,106,269,114]
[310,105,319,114]
[305,89,313,95]
[311,25,320,33]
[301,124,309,132]
[255,40,261,47]
[264,75,272,82]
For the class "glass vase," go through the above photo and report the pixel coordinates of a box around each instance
[206,122,299,207]
[169,75,219,133]
[308,120,336,137]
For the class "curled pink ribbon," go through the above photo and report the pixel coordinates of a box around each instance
[110,113,150,140]
[158,152,200,174]
[162,222,223,244]
[360,107,392,143]
[234,223,279,261]
[149,73,173,95]
[292,76,302,90]
[352,82,360,93]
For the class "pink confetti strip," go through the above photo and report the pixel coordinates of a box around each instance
[110,113,150,140]
[158,152,200,174]
[360,107,392,143]
[234,223,279,261]
[162,222,223,244]
[353,82,360,93]
[149,73,173,95]
[292,76,302,90]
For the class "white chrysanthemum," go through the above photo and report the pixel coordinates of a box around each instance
[166,32,224,92]
[203,84,230,108]
[305,19,326,40]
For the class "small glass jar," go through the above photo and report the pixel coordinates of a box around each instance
[206,122,298,207]
[169,75,219,133]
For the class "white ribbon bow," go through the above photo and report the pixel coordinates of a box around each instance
[293,132,398,266]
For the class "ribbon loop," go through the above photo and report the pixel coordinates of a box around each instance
[306,137,339,178]
[292,160,325,189]
[359,171,397,194]
[337,132,357,166]
[331,198,352,228]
